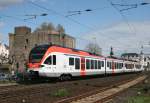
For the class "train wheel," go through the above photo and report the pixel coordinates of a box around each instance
[59,75,65,81]
[59,74,72,81]
[66,74,72,81]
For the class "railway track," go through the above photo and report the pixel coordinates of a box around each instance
[0,73,145,103]
[55,75,147,103]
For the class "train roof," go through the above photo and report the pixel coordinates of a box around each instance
[33,44,105,58]
[31,44,141,62]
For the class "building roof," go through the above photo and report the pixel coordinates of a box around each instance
[121,53,139,57]
[32,30,75,39]
[33,30,59,35]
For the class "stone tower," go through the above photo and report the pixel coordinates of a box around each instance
[9,26,75,73]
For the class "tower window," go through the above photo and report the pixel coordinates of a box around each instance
[26,39,29,44]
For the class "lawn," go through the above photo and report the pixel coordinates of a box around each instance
[128,96,150,103]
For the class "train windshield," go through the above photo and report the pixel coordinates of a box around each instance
[29,45,50,63]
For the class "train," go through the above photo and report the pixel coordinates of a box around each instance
[27,44,143,80]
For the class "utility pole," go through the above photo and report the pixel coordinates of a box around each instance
[110,46,114,57]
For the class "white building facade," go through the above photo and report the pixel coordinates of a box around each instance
[0,43,9,64]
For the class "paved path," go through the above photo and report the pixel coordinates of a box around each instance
[71,76,147,103]
[0,83,17,87]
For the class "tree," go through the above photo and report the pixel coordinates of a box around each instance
[56,24,65,33]
[34,22,55,32]
[85,43,102,55]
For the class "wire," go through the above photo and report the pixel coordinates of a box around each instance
[111,2,150,12]
[26,0,146,55]
[66,7,107,17]
[107,0,137,36]
[26,0,128,45]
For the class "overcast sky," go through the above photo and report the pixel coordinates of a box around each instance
[0,0,150,56]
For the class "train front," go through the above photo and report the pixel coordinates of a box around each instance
[27,45,50,78]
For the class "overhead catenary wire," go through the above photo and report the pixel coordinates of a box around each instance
[66,7,108,17]
[26,0,150,54]
[2,0,148,54]
[107,0,137,36]
[111,2,150,12]
[26,0,129,46]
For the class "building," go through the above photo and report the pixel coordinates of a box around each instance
[121,52,150,70]
[121,53,140,61]
[142,54,150,71]
[0,43,9,64]
[9,26,76,73]
[0,43,9,73]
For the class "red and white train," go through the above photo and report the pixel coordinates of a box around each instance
[28,44,143,80]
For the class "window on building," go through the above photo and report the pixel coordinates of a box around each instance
[26,39,29,44]
[53,55,56,65]
[75,58,80,69]
[25,45,27,49]
[44,56,52,65]
[69,57,74,65]
[16,62,19,69]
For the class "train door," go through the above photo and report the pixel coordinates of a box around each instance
[80,57,86,76]
[43,55,56,72]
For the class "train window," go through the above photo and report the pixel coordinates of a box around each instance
[115,63,117,69]
[95,60,98,69]
[69,57,74,65]
[117,63,119,69]
[102,61,104,67]
[53,55,56,65]
[29,45,49,63]
[125,64,127,68]
[118,63,119,69]
[121,63,123,68]
[75,58,80,69]
[136,65,141,69]
[98,61,101,69]
[91,60,94,69]
[110,62,112,69]
[86,59,90,69]
[44,56,52,65]
[107,62,109,67]
[119,63,121,69]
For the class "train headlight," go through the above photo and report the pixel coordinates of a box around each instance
[40,65,45,67]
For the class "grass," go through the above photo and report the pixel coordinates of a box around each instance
[128,96,150,103]
[128,85,150,103]
[0,80,16,84]
[51,88,69,97]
